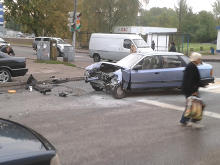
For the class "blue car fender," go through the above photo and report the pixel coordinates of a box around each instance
[121,69,131,89]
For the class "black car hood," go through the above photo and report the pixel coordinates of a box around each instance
[0,119,47,158]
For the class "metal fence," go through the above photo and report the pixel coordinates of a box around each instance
[76,31,91,49]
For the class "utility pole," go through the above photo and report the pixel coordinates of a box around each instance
[72,0,77,60]
[178,0,182,32]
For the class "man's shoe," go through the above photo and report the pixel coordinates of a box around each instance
[179,122,192,127]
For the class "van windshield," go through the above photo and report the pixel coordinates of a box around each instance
[133,39,149,48]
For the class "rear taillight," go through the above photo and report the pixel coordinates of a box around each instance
[210,69,213,77]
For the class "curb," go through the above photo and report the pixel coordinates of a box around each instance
[202,59,220,62]
[11,43,89,54]
[0,76,85,89]
[11,44,32,48]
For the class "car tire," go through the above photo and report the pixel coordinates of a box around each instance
[90,83,103,91]
[112,85,126,99]
[0,69,11,83]
[93,54,100,62]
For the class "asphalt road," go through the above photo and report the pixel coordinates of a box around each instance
[1,79,220,165]
[2,46,220,165]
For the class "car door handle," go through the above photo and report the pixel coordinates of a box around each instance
[154,72,159,74]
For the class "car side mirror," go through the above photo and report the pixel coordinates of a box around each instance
[133,65,142,70]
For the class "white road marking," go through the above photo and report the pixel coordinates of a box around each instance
[200,85,220,91]
[138,99,220,119]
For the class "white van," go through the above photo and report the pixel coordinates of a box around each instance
[89,33,153,62]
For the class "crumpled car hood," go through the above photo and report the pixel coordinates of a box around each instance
[85,62,125,71]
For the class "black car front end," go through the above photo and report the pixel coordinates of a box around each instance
[0,118,60,165]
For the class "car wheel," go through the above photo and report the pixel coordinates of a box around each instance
[112,85,126,99]
[93,54,100,62]
[90,83,103,91]
[0,69,11,83]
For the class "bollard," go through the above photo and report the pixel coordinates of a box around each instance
[50,39,57,61]
[210,47,215,55]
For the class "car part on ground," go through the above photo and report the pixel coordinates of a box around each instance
[85,52,215,99]
[0,118,61,165]
[26,74,52,95]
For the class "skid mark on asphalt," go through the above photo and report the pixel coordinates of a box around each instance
[138,99,220,119]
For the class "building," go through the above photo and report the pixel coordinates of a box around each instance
[0,1,4,36]
[113,26,177,51]
[216,26,220,53]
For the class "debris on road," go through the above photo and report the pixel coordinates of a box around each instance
[8,90,16,94]
[59,92,68,97]
[26,74,52,95]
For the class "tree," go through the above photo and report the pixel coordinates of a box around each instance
[213,0,220,24]
[4,0,73,37]
[80,0,149,33]
[139,7,178,27]
[195,11,217,42]
[175,0,189,32]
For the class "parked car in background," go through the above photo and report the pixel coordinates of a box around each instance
[0,38,10,49]
[53,37,72,57]
[32,37,72,57]
[0,52,28,82]
[85,52,214,99]
[89,33,152,62]
[0,118,60,165]
[32,37,50,50]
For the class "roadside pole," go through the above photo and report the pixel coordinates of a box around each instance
[72,0,77,61]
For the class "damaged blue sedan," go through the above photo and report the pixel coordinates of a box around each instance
[85,52,214,99]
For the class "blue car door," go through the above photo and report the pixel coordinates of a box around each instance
[129,55,164,89]
[159,55,186,88]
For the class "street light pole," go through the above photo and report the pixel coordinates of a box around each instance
[72,0,77,61]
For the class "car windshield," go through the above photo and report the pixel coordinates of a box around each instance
[181,55,191,64]
[117,54,144,69]
[57,39,65,44]
[133,39,149,48]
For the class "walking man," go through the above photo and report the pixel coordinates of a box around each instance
[180,52,204,127]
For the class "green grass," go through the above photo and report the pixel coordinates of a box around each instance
[180,43,216,55]
[35,60,76,67]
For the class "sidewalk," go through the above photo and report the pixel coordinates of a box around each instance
[1,50,93,88]
[202,55,220,62]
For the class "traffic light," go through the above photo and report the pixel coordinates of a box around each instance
[68,11,74,32]
[67,11,81,32]
[75,12,81,32]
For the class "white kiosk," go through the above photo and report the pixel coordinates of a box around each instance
[113,26,177,51]
[216,26,220,53]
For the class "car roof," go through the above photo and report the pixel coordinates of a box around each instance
[91,33,143,40]
[138,51,184,56]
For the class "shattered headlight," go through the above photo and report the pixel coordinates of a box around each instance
[111,76,119,85]
[84,70,90,82]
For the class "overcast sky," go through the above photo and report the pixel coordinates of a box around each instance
[141,0,216,13]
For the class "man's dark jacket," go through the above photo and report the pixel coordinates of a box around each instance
[182,62,202,97]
